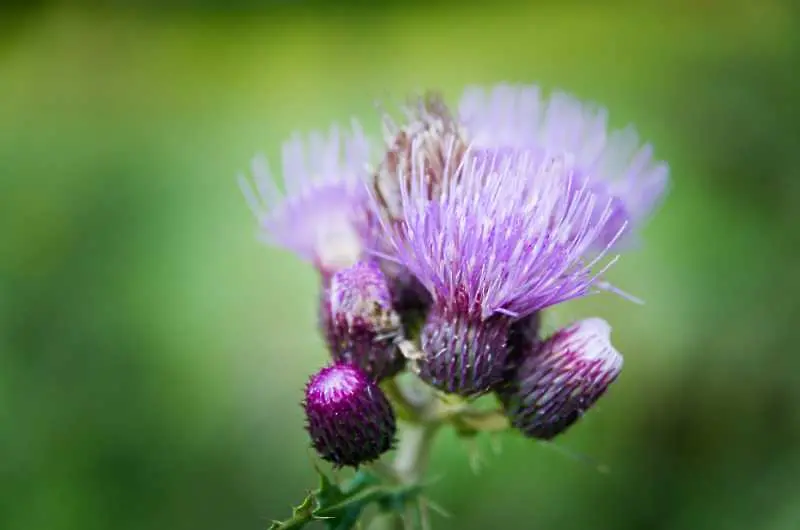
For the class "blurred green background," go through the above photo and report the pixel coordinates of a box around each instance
[2,1,799,529]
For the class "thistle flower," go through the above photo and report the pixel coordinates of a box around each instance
[238,122,374,276]
[372,91,469,223]
[304,363,396,468]
[458,84,669,249]
[319,260,406,381]
[502,318,623,440]
[370,92,466,327]
[385,147,622,397]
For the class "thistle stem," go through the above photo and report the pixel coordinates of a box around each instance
[370,421,440,530]
[374,373,511,529]
[370,374,442,530]
[393,421,440,483]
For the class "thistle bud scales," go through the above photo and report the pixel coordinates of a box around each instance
[304,363,396,468]
[419,308,511,397]
[504,318,623,440]
[320,261,406,381]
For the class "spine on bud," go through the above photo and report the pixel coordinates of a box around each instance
[502,318,623,440]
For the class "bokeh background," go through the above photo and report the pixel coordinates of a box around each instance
[2,1,800,529]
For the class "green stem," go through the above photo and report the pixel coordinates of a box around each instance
[370,422,439,530]
[392,421,440,484]
[380,374,445,530]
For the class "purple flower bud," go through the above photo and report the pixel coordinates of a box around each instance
[319,261,406,381]
[420,309,511,396]
[502,318,623,440]
[385,146,623,397]
[458,84,669,250]
[304,363,396,468]
[238,122,374,276]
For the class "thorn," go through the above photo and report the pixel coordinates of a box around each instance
[419,472,445,488]
[421,496,452,519]
[464,438,485,474]
[539,441,611,474]
[597,280,644,305]
[489,433,504,456]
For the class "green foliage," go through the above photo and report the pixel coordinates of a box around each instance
[269,466,424,530]
[270,392,515,529]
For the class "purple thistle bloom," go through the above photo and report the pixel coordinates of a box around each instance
[458,84,669,249]
[319,260,406,381]
[304,363,396,468]
[383,146,622,396]
[501,318,623,440]
[238,121,374,276]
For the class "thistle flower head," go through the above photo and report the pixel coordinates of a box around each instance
[502,318,623,440]
[372,91,469,223]
[369,92,463,323]
[239,122,374,275]
[319,260,406,381]
[390,146,621,320]
[458,84,669,248]
[382,145,621,396]
[303,363,396,468]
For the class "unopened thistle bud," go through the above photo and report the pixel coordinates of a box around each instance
[303,363,396,468]
[386,148,623,397]
[459,84,669,250]
[238,122,374,276]
[319,260,406,381]
[502,318,623,440]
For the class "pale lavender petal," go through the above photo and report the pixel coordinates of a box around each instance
[239,120,374,271]
[383,142,623,321]
[458,84,669,249]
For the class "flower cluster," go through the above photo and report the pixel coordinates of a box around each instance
[240,84,668,468]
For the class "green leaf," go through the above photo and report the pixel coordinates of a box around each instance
[293,494,315,519]
[314,465,347,510]
[269,466,428,530]
[267,490,316,529]
[267,466,350,530]
[310,466,363,530]
[314,469,386,530]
